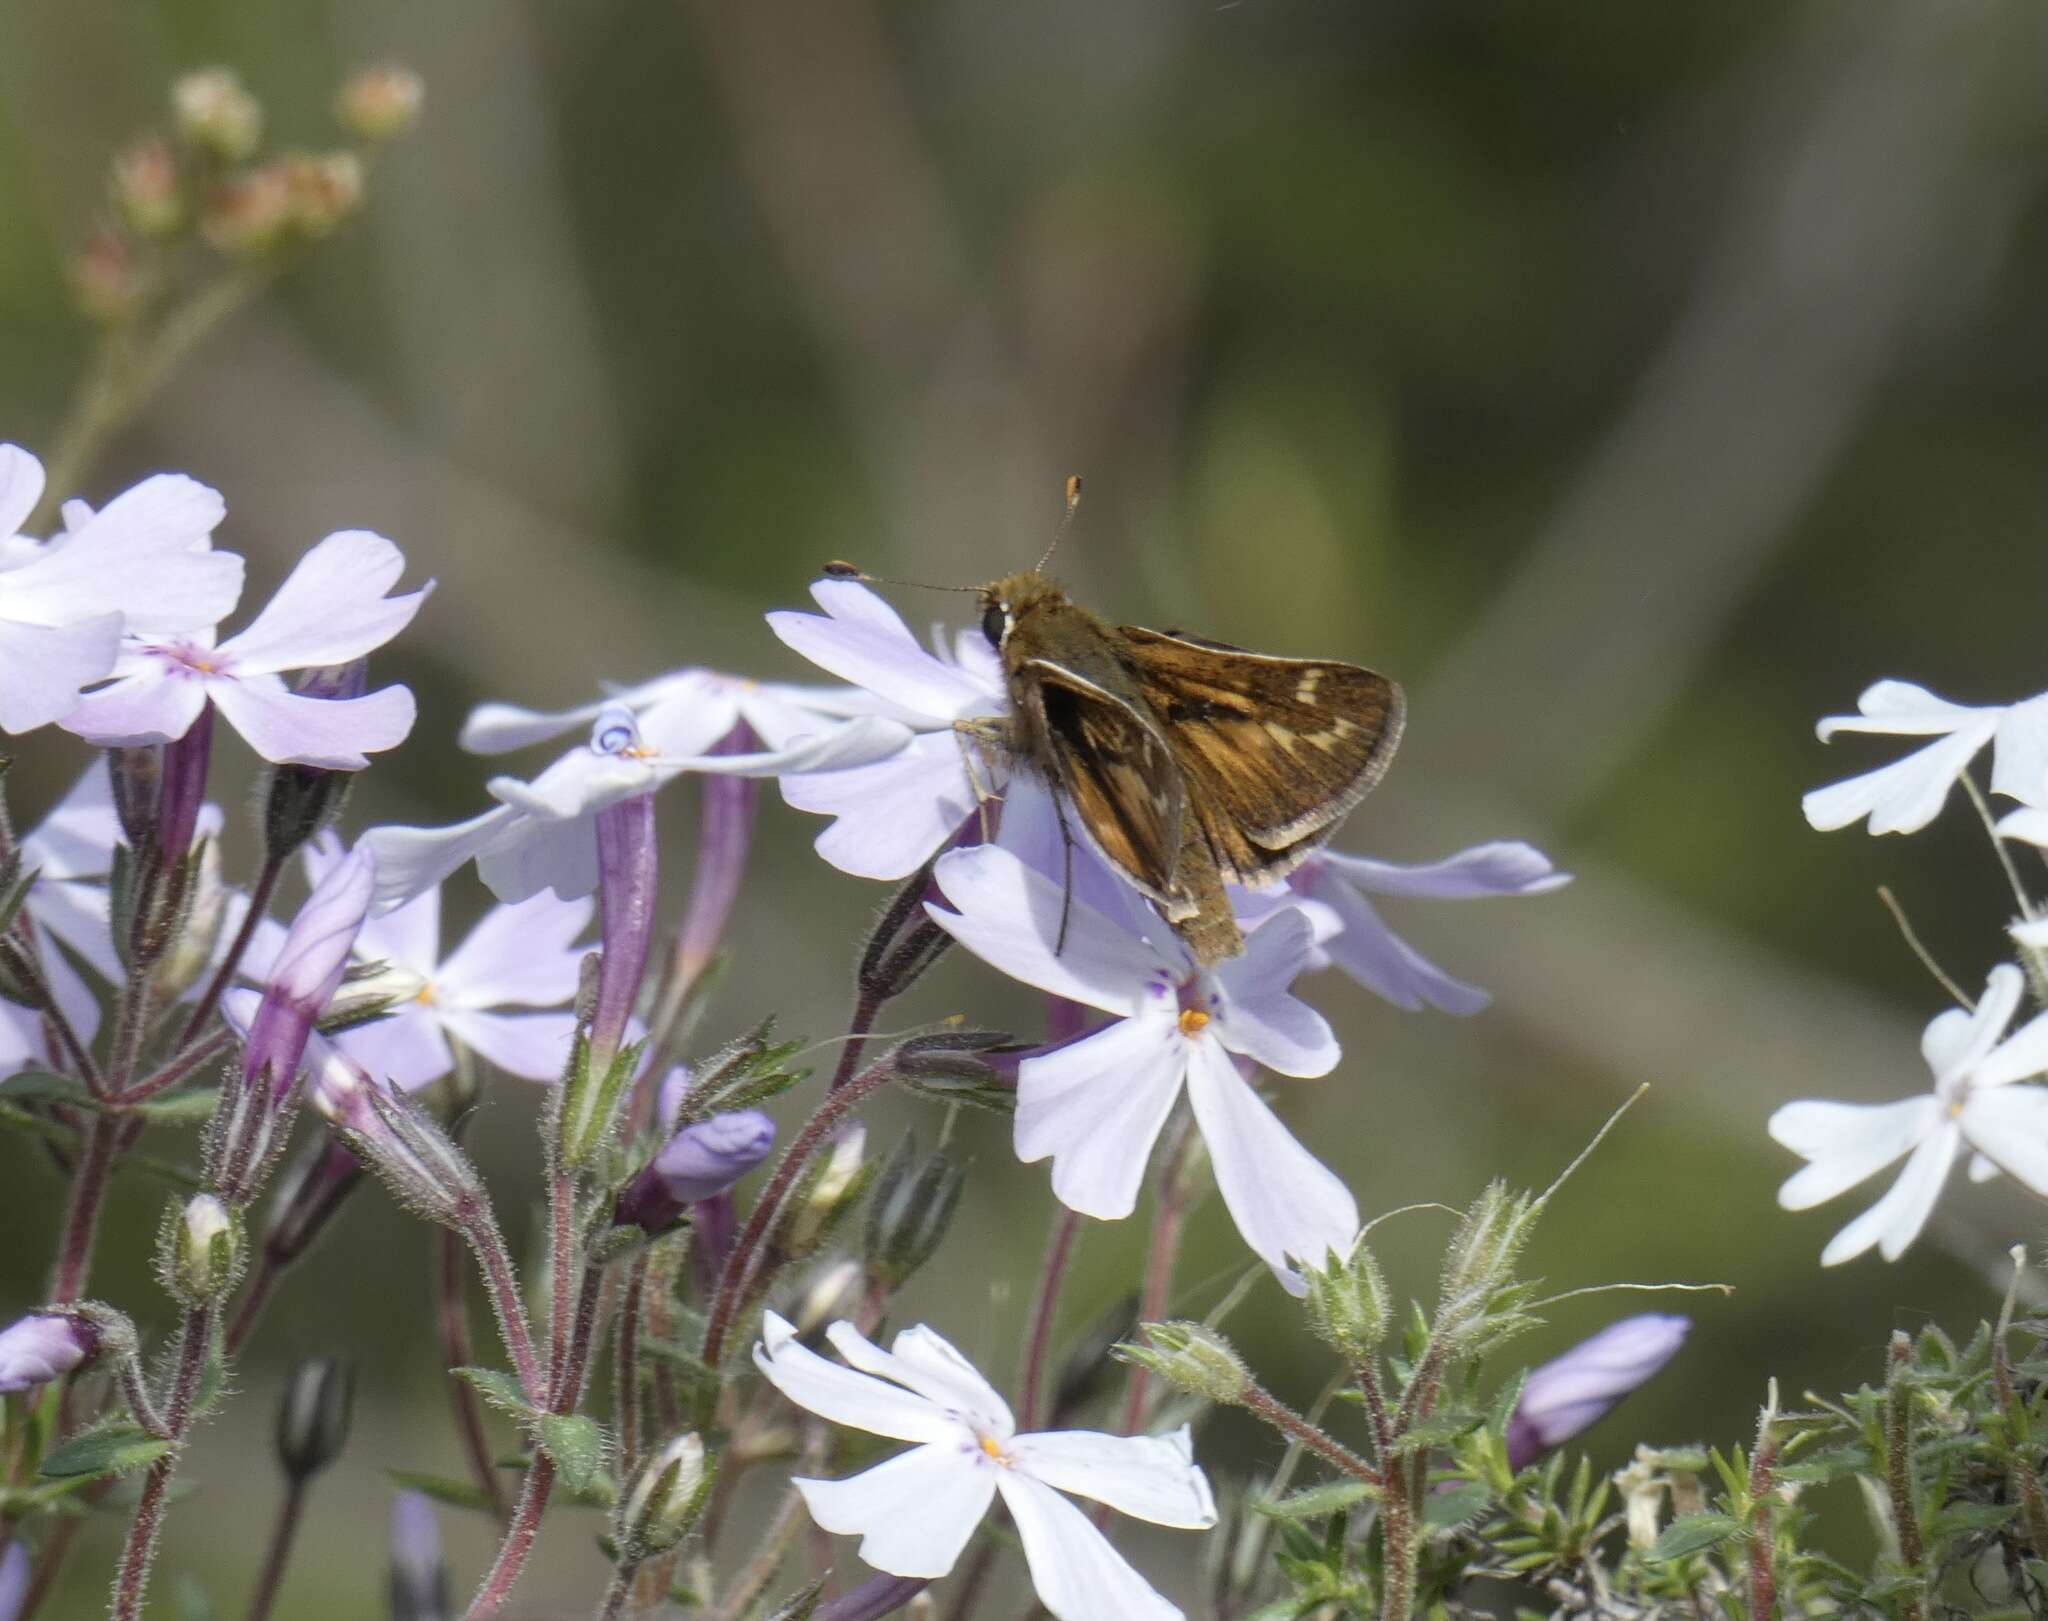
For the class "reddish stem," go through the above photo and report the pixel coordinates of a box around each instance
[439,1225,509,1520]
[111,1305,216,1621]
[460,1453,557,1621]
[48,1114,120,1304]
[1018,1208,1081,1432]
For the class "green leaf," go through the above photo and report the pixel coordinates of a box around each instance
[1424,1480,1493,1529]
[1643,1511,1742,1564]
[536,1413,606,1494]
[638,1337,721,1396]
[0,1071,99,1110]
[387,1469,502,1515]
[1253,1479,1378,1520]
[131,1089,222,1125]
[451,1365,539,1421]
[40,1421,175,1480]
[762,1573,830,1621]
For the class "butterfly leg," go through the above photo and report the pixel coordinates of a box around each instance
[950,717,1013,844]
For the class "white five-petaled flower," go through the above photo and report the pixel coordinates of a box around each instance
[1802,681,2048,835]
[363,695,910,914]
[0,444,243,734]
[768,579,1008,879]
[62,529,431,768]
[753,1311,1215,1621]
[927,842,1356,1289]
[244,834,593,1089]
[1769,964,2048,1265]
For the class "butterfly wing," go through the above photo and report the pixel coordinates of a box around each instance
[1117,625,1405,885]
[1014,658,1190,911]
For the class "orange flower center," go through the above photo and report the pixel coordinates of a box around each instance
[1179,1008,1211,1036]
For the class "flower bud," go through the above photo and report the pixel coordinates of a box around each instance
[276,1354,355,1481]
[388,1490,452,1621]
[243,845,375,1105]
[70,225,142,326]
[1302,1240,1389,1367]
[789,1256,864,1340]
[307,1036,478,1224]
[281,151,363,237]
[862,1134,964,1290]
[261,1137,365,1270]
[1115,1321,1251,1407]
[615,1109,775,1235]
[148,837,226,1005]
[160,1193,245,1305]
[776,1123,869,1260]
[1505,1315,1691,1471]
[0,1310,100,1393]
[588,777,657,1073]
[337,65,424,142]
[612,1433,713,1559]
[112,137,183,238]
[107,747,162,849]
[173,68,262,162]
[895,1028,1020,1113]
[262,663,367,862]
[200,164,293,257]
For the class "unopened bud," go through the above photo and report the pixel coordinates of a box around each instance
[107,747,161,848]
[1505,1316,1690,1471]
[200,164,293,257]
[777,1123,869,1260]
[614,1109,776,1235]
[70,227,142,325]
[262,662,368,862]
[1115,1321,1251,1407]
[282,151,363,237]
[337,65,424,142]
[388,1490,451,1621]
[276,1354,355,1480]
[0,1310,102,1393]
[160,1192,245,1305]
[1302,1240,1389,1366]
[790,1256,864,1340]
[309,1038,478,1224]
[173,68,262,162]
[862,1134,963,1289]
[149,838,226,1005]
[113,138,183,238]
[612,1433,713,1559]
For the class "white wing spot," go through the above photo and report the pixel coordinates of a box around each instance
[1293,669,1322,704]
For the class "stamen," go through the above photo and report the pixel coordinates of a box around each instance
[1179,1008,1211,1036]
[979,1434,1009,1464]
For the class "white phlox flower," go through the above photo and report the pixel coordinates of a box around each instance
[768,579,1009,880]
[1802,681,2048,835]
[753,1311,1215,1621]
[62,529,430,768]
[363,694,910,913]
[926,842,1357,1290]
[0,444,242,734]
[1233,841,1570,1015]
[1769,964,2048,1264]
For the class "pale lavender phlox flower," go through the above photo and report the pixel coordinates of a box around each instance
[0,1536,27,1621]
[769,579,1008,881]
[1237,841,1570,1015]
[0,1310,96,1393]
[1802,681,2048,835]
[259,833,592,1090]
[1770,963,2048,1264]
[0,444,242,734]
[364,696,908,914]
[1505,1315,1690,1471]
[388,1488,451,1621]
[616,1107,776,1232]
[63,528,430,768]
[755,1311,1214,1621]
[241,843,376,1100]
[927,842,1355,1291]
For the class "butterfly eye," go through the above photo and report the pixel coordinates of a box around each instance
[981,603,1009,649]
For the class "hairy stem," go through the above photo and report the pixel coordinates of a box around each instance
[439,1225,509,1521]
[461,1453,557,1621]
[1017,1208,1081,1433]
[458,1200,546,1406]
[1239,1381,1382,1489]
[110,1304,217,1621]
[240,1476,308,1621]
[615,1252,650,1479]
[49,1113,120,1304]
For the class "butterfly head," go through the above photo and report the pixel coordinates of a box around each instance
[978,570,1069,650]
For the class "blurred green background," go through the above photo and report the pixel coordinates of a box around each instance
[6,0,2048,1613]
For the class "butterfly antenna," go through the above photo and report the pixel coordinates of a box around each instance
[819,561,978,594]
[1033,473,1083,574]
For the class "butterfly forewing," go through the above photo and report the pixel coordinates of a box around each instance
[1117,625,1405,885]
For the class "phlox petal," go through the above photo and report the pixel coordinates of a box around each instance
[753,1312,954,1444]
[0,616,124,733]
[825,1322,1013,1435]
[334,1007,454,1093]
[1212,911,1338,1077]
[929,844,1170,1014]
[1008,1427,1216,1529]
[1769,1096,1939,1210]
[1818,1124,1959,1266]
[0,446,45,536]
[782,731,982,880]
[460,696,618,755]
[363,807,518,916]
[211,677,417,768]
[769,581,997,723]
[1316,840,1569,899]
[994,1471,1183,1621]
[1962,1087,2048,1195]
[1184,1039,1357,1290]
[1970,1151,2000,1183]
[1991,697,2048,804]
[1802,724,1996,834]
[23,762,121,881]
[1923,965,2024,1082]
[437,892,592,1008]
[694,714,912,777]
[1015,1014,1187,1221]
[1975,1009,2048,1090]
[7,474,238,635]
[474,812,600,905]
[58,658,205,746]
[27,878,121,985]
[1815,681,1988,739]
[793,1444,992,1579]
[1310,872,1488,1015]
[440,1009,578,1083]
[1999,809,2048,849]
[221,531,429,672]
[632,683,742,761]
[492,751,655,821]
